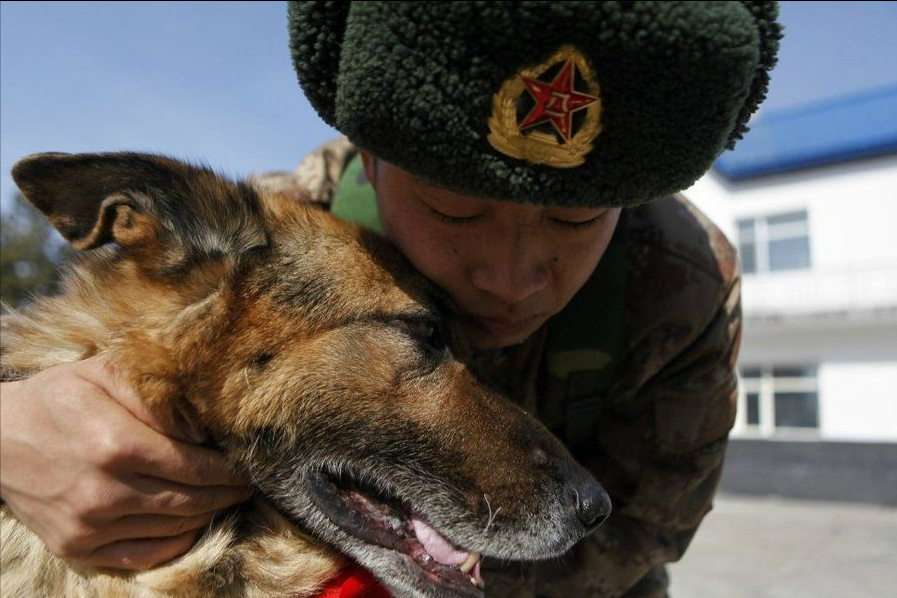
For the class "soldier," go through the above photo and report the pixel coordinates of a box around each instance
[0,2,782,596]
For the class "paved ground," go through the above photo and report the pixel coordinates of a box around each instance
[669,494,897,598]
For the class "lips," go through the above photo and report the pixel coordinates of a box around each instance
[472,314,542,337]
[306,470,485,596]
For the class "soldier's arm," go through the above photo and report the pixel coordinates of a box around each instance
[539,268,742,597]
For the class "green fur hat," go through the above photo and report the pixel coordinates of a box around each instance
[289,1,782,207]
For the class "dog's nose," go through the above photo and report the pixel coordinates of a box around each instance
[572,480,612,530]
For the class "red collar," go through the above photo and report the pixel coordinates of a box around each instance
[315,565,393,598]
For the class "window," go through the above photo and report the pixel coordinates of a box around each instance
[737,365,819,436]
[736,211,811,274]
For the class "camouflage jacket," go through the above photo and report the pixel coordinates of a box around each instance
[255,138,742,598]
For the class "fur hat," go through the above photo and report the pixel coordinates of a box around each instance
[289,1,782,207]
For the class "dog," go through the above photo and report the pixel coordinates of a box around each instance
[0,152,610,598]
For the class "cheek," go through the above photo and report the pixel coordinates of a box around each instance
[385,214,466,285]
[550,223,618,293]
[561,236,605,270]
[550,249,597,298]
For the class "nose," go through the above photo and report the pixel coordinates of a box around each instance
[469,233,549,304]
[572,480,612,530]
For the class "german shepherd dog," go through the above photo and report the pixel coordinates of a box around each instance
[0,153,609,598]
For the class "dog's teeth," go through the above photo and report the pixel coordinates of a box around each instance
[459,552,480,574]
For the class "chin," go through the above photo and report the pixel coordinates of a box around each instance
[467,327,539,350]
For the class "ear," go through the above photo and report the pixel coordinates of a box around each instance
[11,152,268,267]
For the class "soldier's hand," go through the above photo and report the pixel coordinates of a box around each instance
[0,356,252,570]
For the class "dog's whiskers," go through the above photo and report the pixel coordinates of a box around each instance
[244,434,263,484]
[484,494,502,535]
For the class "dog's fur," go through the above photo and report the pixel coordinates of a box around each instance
[0,153,605,598]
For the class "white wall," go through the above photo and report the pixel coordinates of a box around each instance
[734,320,897,442]
[685,154,897,443]
[685,153,897,271]
[686,154,897,321]
[739,318,897,365]
[819,362,897,442]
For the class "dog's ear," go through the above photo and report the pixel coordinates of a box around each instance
[11,152,268,270]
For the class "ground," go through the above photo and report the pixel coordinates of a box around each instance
[670,494,897,598]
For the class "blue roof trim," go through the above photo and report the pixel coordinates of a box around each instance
[715,84,897,180]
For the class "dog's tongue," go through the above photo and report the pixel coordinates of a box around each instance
[411,518,469,566]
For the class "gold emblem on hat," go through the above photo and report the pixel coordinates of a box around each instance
[488,45,602,168]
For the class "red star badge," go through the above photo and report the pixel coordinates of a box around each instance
[519,59,599,141]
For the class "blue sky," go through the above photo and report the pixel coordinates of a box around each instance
[2,1,896,213]
[0,1,337,211]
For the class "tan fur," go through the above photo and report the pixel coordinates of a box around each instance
[2,152,603,598]
[2,500,339,598]
[1,205,347,598]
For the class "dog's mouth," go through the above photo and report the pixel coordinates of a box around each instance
[307,469,484,597]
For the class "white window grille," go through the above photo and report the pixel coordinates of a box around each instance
[737,366,820,437]
[737,210,811,274]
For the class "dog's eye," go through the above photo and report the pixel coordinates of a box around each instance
[420,322,446,353]
[389,319,449,361]
[243,245,269,259]
[250,352,274,369]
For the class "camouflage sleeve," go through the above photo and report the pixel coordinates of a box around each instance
[537,266,742,598]
[250,136,357,206]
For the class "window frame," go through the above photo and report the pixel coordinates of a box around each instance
[736,210,812,274]
[736,365,820,437]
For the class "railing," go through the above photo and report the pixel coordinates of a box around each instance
[741,262,897,320]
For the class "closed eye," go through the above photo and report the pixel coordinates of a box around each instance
[388,318,450,362]
[426,205,483,225]
[549,215,603,230]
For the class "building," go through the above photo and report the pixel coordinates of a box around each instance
[685,84,897,506]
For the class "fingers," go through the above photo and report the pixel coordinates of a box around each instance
[84,528,202,571]
[48,510,221,563]
[128,432,247,487]
[122,476,253,517]
[1,357,253,573]
[102,511,219,544]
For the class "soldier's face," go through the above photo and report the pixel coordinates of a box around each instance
[361,151,620,350]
